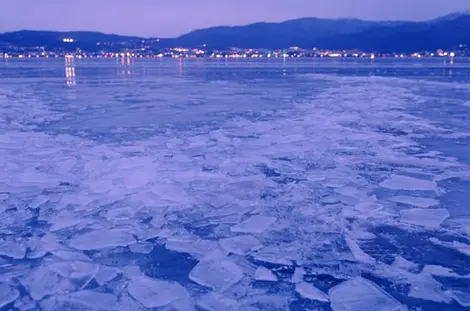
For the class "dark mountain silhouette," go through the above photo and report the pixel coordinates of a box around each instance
[0,30,143,52]
[1,12,469,52]
[172,18,394,49]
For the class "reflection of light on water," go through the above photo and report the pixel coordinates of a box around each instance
[65,55,76,86]
[178,58,183,76]
[119,55,134,76]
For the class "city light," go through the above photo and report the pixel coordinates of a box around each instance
[63,38,74,43]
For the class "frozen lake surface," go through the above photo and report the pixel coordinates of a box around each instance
[1,58,470,310]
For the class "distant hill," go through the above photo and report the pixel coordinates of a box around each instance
[172,14,470,52]
[172,18,391,49]
[315,15,470,52]
[1,12,470,52]
[0,30,144,52]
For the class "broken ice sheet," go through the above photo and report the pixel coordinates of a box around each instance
[408,271,452,303]
[346,237,376,265]
[429,237,470,257]
[197,292,238,311]
[379,174,437,191]
[449,290,470,307]
[291,267,305,284]
[65,290,118,311]
[329,277,406,311]
[254,266,278,282]
[22,265,72,301]
[230,215,276,234]
[295,282,329,302]
[46,260,99,279]
[392,255,420,272]
[69,228,136,250]
[400,208,450,228]
[94,266,120,285]
[254,243,300,266]
[219,235,262,256]
[127,275,189,308]
[189,251,243,292]
[0,284,19,308]
[166,236,219,259]
[0,239,26,259]
[388,195,439,208]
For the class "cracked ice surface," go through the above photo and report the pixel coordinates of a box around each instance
[1,60,470,310]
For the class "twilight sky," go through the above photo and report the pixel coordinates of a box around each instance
[1,0,469,37]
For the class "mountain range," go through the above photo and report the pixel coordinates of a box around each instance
[1,12,470,52]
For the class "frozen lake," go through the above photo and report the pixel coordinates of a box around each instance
[1,58,470,310]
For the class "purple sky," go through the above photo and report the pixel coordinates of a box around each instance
[1,0,469,37]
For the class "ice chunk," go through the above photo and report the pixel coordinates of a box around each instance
[241,294,288,311]
[219,235,262,256]
[230,215,276,234]
[389,196,439,208]
[0,284,19,308]
[94,266,120,285]
[47,261,99,279]
[449,290,470,307]
[254,267,277,282]
[392,256,420,272]
[28,195,50,209]
[421,265,467,278]
[50,216,81,232]
[429,238,470,257]
[329,277,405,311]
[129,242,154,254]
[23,266,71,301]
[346,237,375,265]
[380,175,437,191]
[254,243,299,266]
[69,228,136,250]
[0,239,26,259]
[166,237,219,259]
[400,208,449,228]
[50,249,91,262]
[291,267,305,284]
[127,276,189,308]
[197,293,238,311]
[452,241,470,257]
[67,290,118,311]
[408,272,452,303]
[189,251,243,292]
[295,282,329,302]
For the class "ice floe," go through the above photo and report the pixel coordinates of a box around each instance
[197,292,239,311]
[219,235,262,256]
[0,284,19,308]
[66,290,118,311]
[189,251,243,291]
[22,265,72,301]
[380,175,438,191]
[388,195,439,208]
[295,281,329,302]
[449,290,470,307]
[0,239,26,259]
[230,215,277,234]
[127,275,189,308]
[400,208,450,228]
[254,266,278,282]
[329,277,406,311]
[69,228,136,250]
[429,237,470,257]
